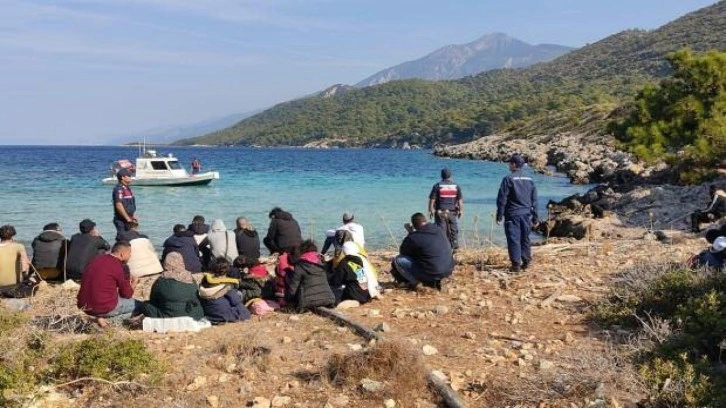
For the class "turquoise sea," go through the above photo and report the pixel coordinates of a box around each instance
[1,146,588,252]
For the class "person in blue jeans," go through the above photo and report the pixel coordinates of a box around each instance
[391,213,454,290]
[496,154,538,273]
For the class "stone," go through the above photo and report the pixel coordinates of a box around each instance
[186,376,207,391]
[347,343,363,351]
[463,332,476,340]
[434,305,449,315]
[281,336,292,344]
[384,399,396,408]
[336,300,360,309]
[373,322,391,333]
[218,374,231,383]
[272,395,292,407]
[288,315,300,322]
[422,345,438,356]
[563,332,575,343]
[360,378,383,393]
[249,397,271,408]
[539,360,554,370]
[207,396,219,408]
[368,309,381,317]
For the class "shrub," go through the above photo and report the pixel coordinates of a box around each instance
[48,335,163,385]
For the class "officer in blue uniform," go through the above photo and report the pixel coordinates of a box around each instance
[428,168,463,251]
[496,154,538,272]
[112,168,137,241]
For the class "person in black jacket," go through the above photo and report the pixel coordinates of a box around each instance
[66,219,110,280]
[264,207,302,255]
[31,222,68,280]
[235,217,261,260]
[391,213,454,289]
[287,240,335,311]
[162,224,202,273]
[496,154,538,273]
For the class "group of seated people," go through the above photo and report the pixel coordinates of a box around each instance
[689,224,726,270]
[0,205,457,328]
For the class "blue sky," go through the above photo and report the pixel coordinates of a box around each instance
[0,0,717,145]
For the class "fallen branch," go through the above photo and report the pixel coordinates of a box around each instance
[316,307,468,408]
[55,377,147,390]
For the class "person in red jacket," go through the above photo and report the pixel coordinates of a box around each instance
[77,241,140,324]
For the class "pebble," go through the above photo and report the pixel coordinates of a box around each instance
[186,376,207,391]
[218,374,231,383]
[422,345,438,356]
[373,322,391,333]
[249,397,271,408]
[288,315,300,322]
[272,395,292,407]
[539,360,554,370]
[384,399,396,408]
[347,344,363,351]
[360,378,383,393]
[434,305,449,315]
[463,332,476,340]
[336,300,360,309]
[368,309,381,317]
[281,336,292,344]
[206,396,219,408]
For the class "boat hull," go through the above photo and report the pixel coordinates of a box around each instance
[102,171,219,186]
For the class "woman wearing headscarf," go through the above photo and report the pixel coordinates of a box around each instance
[142,252,204,319]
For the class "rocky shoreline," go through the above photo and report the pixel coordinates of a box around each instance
[433,132,664,184]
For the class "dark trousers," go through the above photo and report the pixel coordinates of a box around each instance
[434,210,459,249]
[504,214,532,266]
[113,218,128,241]
[691,211,721,232]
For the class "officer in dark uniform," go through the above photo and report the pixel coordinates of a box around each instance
[112,168,137,241]
[428,168,463,251]
[496,154,538,273]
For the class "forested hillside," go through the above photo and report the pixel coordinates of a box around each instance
[177,1,726,147]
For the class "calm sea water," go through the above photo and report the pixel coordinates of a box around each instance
[1,146,588,252]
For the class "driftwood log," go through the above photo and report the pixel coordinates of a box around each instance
[316,307,468,408]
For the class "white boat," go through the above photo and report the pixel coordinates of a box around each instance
[102,150,220,186]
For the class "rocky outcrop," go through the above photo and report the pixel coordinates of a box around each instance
[433,133,662,184]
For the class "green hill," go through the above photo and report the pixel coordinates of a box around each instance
[176,1,726,147]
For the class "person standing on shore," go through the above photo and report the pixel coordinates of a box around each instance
[112,168,137,240]
[496,154,538,273]
[428,168,463,251]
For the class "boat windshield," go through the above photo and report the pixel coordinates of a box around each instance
[168,160,182,170]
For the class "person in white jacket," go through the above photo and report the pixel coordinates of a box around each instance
[321,212,365,255]
[203,220,238,264]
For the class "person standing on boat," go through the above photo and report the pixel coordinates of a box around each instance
[191,158,201,175]
[112,168,137,241]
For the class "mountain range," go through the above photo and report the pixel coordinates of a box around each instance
[176,1,726,148]
[356,33,572,87]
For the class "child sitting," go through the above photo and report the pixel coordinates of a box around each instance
[198,257,250,324]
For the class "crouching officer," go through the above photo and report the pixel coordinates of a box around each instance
[496,154,538,273]
[428,168,463,251]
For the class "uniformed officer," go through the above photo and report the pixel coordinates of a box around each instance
[428,168,463,251]
[112,168,137,240]
[496,154,538,272]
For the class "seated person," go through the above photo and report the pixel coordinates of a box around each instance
[274,252,294,307]
[162,224,202,273]
[689,236,726,270]
[328,242,373,305]
[31,222,68,281]
[202,219,239,263]
[233,255,274,305]
[691,185,726,232]
[705,225,726,244]
[66,219,111,280]
[287,240,335,311]
[188,215,211,268]
[125,221,162,277]
[77,241,141,322]
[321,212,365,255]
[142,252,203,319]
[198,257,250,324]
[391,213,454,290]
[234,217,261,260]
[0,225,30,288]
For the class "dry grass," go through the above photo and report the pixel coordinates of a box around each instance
[326,340,431,401]
[207,336,271,375]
